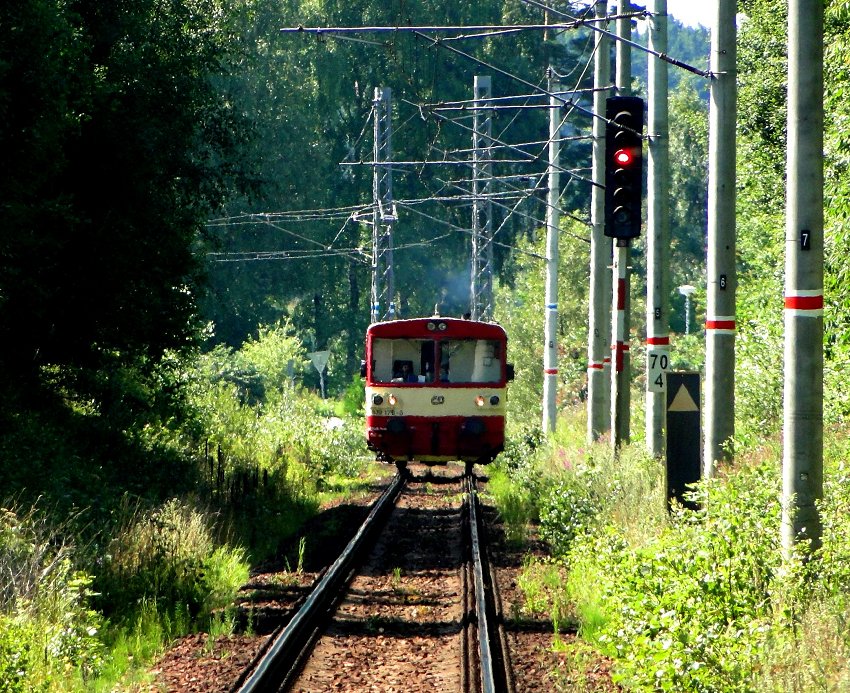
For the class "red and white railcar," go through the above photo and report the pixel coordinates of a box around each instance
[364,317,511,467]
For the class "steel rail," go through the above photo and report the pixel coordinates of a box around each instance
[467,474,496,693]
[235,472,406,693]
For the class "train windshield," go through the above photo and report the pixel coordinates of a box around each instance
[371,339,437,383]
[438,339,502,384]
[371,337,504,384]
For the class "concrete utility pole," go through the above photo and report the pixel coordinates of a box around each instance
[782,0,824,557]
[470,76,494,322]
[645,0,670,456]
[587,0,613,442]
[704,1,737,476]
[610,0,632,447]
[543,70,561,434]
[371,87,396,324]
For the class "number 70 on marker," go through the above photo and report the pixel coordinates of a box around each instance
[647,349,670,393]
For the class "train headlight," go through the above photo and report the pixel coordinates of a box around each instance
[490,395,500,406]
[372,394,384,406]
[427,321,436,331]
[475,395,485,407]
[438,321,447,331]
[388,394,398,407]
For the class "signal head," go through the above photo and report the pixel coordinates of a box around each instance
[604,96,645,240]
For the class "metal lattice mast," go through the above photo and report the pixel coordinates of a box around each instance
[470,76,494,321]
[371,87,396,323]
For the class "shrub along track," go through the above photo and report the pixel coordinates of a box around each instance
[142,463,619,691]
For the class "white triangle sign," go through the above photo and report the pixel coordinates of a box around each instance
[668,384,699,412]
[308,350,330,373]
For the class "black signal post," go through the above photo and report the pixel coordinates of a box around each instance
[606,95,644,449]
[604,96,645,240]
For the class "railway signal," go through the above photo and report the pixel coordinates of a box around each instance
[604,96,645,240]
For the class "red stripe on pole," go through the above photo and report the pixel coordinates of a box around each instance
[588,363,604,370]
[617,278,626,310]
[646,336,670,346]
[785,294,824,310]
[615,342,624,372]
[544,368,558,375]
[706,320,736,330]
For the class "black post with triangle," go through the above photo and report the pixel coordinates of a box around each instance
[666,371,701,510]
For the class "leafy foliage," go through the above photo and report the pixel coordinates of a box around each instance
[0,504,105,689]
[0,0,251,390]
[496,223,591,429]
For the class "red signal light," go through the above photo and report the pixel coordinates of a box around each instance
[614,149,633,166]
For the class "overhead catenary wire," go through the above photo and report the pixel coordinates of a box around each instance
[520,0,710,78]
[410,33,605,126]
[223,13,606,267]
[279,17,646,36]
[422,86,611,109]
[396,201,548,260]
[408,99,599,188]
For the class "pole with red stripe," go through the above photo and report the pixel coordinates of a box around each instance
[610,243,630,446]
[645,0,670,456]
[782,0,823,557]
[704,0,737,478]
[587,0,612,443]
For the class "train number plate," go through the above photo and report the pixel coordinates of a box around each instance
[431,395,445,405]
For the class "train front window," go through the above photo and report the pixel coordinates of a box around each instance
[371,339,436,383]
[438,339,502,384]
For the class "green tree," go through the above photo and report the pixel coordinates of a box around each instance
[0,0,251,390]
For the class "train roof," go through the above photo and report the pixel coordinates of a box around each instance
[366,317,507,340]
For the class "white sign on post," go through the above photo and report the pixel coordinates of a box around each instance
[308,350,331,399]
[647,348,670,393]
[308,350,330,373]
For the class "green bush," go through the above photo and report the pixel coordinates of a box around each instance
[487,467,537,545]
[565,461,784,690]
[97,498,248,623]
[0,616,40,693]
[0,504,105,690]
[539,476,598,556]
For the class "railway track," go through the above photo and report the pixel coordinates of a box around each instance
[231,466,512,692]
[464,473,515,693]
